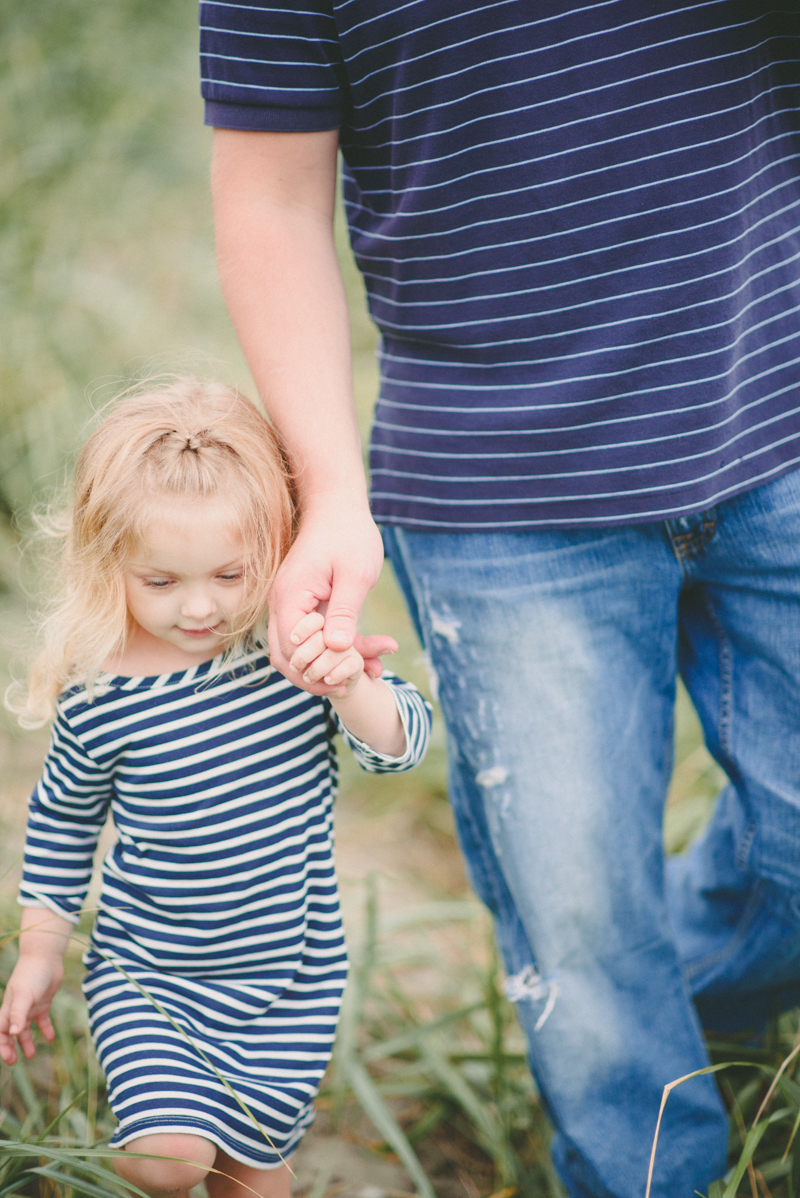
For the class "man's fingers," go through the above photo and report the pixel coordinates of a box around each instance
[353,633,398,659]
[323,579,371,651]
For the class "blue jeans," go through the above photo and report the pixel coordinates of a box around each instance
[383,468,800,1198]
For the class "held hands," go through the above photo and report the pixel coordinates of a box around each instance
[288,611,407,757]
[289,611,364,697]
[267,500,396,694]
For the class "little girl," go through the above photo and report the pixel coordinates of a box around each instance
[0,379,431,1198]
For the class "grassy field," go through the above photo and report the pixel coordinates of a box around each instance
[1,2,798,1195]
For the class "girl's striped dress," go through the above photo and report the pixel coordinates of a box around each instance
[18,648,431,1167]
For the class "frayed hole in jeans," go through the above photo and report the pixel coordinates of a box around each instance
[503,965,559,1031]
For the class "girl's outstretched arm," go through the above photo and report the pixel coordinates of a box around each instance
[0,905,71,1064]
[288,613,407,757]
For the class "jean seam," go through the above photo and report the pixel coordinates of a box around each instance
[386,527,433,660]
[682,878,767,981]
[701,592,733,759]
[736,820,757,873]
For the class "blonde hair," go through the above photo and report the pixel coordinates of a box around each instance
[13,377,295,726]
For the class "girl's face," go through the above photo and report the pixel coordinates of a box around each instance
[123,495,248,666]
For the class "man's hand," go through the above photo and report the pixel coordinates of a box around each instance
[268,496,396,693]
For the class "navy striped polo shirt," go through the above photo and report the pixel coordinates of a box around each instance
[201,1,800,530]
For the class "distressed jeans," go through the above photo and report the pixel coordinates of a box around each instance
[382,467,800,1198]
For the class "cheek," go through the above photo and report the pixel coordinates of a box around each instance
[226,584,248,611]
[124,583,165,629]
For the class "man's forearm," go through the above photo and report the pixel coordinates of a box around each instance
[211,128,387,670]
[211,128,367,510]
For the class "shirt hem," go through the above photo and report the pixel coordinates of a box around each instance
[371,458,800,532]
[204,99,341,132]
[110,1116,306,1169]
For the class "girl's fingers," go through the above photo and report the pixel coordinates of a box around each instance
[18,1028,37,1059]
[303,648,361,685]
[289,630,326,673]
[0,1043,17,1066]
[289,611,325,645]
[34,1011,56,1043]
[301,650,338,684]
[322,657,361,686]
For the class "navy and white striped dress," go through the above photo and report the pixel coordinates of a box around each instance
[18,648,431,1167]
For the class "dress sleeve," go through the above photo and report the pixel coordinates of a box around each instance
[200,0,345,132]
[328,672,432,774]
[18,707,113,924]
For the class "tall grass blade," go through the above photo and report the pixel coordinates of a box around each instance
[35,1088,87,1143]
[753,1043,800,1127]
[722,1121,771,1198]
[361,1003,484,1064]
[421,1043,499,1151]
[31,1165,130,1198]
[645,1062,761,1198]
[344,1058,436,1198]
[12,1056,44,1137]
[0,1145,152,1198]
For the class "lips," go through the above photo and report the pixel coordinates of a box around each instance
[179,626,220,638]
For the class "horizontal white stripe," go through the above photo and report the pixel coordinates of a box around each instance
[367,255,798,348]
[350,9,757,129]
[374,403,800,482]
[374,434,800,508]
[353,56,786,180]
[200,76,336,95]
[348,139,796,245]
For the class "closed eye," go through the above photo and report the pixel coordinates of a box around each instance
[144,579,173,588]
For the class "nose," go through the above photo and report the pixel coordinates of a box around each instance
[180,585,217,624]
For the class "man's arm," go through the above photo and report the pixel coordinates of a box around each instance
[211,129,392,688]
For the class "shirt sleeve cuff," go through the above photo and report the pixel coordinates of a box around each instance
[204,100,341,132]
[17,891,81,925]
[337,687,419,769]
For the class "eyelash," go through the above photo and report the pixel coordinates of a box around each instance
[143,574,243,588]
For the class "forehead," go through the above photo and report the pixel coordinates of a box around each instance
[134,496,243,568]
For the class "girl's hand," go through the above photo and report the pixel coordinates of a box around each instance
[0,906,71,1065]
[0,953,63,1064]
[289,612,407,757]
[288,612,364,696]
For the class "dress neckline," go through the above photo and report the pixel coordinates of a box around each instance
[95,644,268,691]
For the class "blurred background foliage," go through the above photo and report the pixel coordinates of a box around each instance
[0,1,774,1195]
